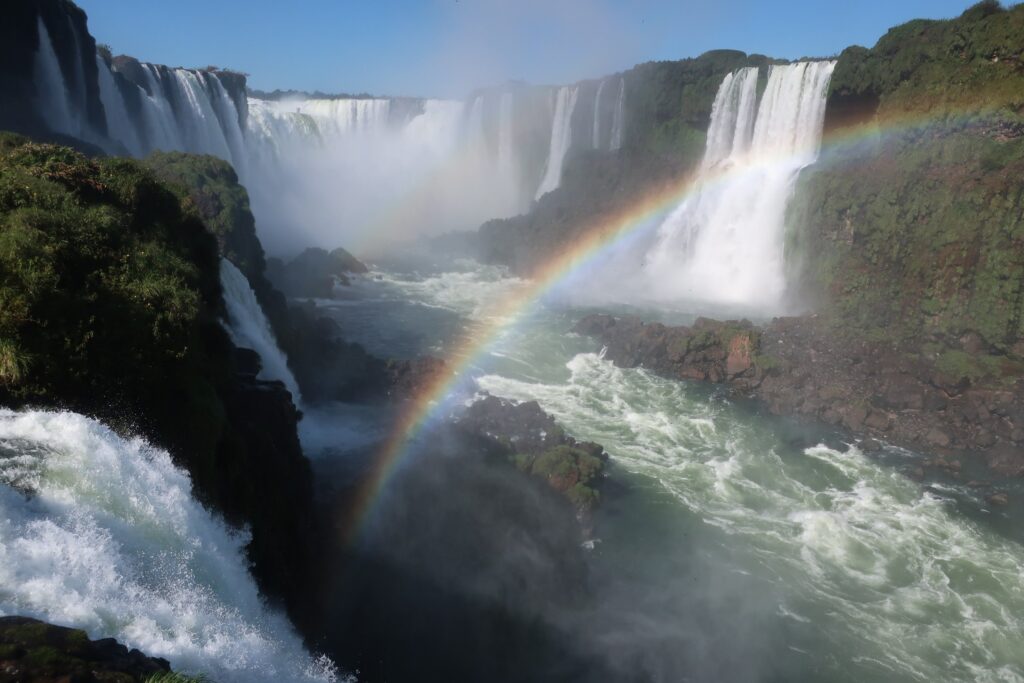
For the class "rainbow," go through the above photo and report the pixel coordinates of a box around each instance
[338,96,1003,542]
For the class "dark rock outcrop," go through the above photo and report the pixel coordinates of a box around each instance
[0,616,170,682]
[577,313,1024,476]
[456,395,609,527]
[266,247,368,299]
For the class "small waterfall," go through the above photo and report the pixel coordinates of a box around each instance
[497,92,515,170]
[534,85,580,200]
[219,259,303,404]
[644,61,835,309]
[0,409,339,682]
[96,55,143,155]
[702,67,759,169]
[33,18,78,137]
[592,79,607,149]
[609,77,625,151]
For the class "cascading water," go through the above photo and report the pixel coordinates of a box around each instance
[0,409,341,682]
[40,31,630,250]
[643,61,835,310]
[95,54,143,155]
[33,18,79,138]
[592,79,607,149]
[219,259,303,404]
[609,77,625,151]
[534,85,580,200]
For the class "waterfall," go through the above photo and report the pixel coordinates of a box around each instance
[0,409,339,682]
[96,55,143,155]
[702,67,759,169]
[643,61,836,309]
[219,259,303,404]
[593,79,607,149]
[609,77,625,151]
[534,85,580,200]
[497,92,515,171]
[33,18,78,138]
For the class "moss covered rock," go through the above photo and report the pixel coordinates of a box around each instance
[0,616,171,682]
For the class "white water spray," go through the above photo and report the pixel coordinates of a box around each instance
[219,259,303,404]
[644,61,835,310]
[0,409,340,682]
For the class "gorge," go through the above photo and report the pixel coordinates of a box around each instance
[1,1,1023,682]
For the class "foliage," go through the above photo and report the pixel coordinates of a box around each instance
[144,151,266,283]
[828,2,1024,118]
[511,444,604,510]
[0,131,232,487]
[623,50,779,159]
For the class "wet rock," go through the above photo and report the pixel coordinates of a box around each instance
[925,428,952,448]
[0,616,170,682]
[576,312,1024,479]
[986,492,1009,507]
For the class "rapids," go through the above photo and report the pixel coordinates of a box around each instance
[315,259,1024,683]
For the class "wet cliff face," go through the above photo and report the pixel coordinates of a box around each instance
[787,2,1024,364]
[0,0,106,140]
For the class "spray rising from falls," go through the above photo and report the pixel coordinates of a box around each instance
[0,409,339,683]
[220,259,303,404]
[643,61,835,310]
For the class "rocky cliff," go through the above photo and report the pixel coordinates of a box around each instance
[0,133,315,619]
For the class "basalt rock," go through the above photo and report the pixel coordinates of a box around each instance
[456,395,609,527]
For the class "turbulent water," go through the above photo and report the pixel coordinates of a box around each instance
[220,259,303,403]
[321,261,1024,683]
[643,61,835,311]
[0,409,340,682]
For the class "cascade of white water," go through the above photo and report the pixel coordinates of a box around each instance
[609,77,625,150]
[219,259,303,404]
[171,69,233,160]
[467,95,485,139]
[497,93,514,167]
[644,61,836,310]
[95,55,143,155]
[592,79,607,149]
[0,409,340,683]
[534,85,580,200]
[702,67,759,170]
[140,64,186,152]
[33,18,79,138]
[207,74,249,168]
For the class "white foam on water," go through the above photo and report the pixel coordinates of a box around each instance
[0,409,345,682]
[477,350,1024,681]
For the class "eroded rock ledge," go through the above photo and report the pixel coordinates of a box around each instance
[576,314,1024,477]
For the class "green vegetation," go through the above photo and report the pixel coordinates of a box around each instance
[789,4,1024,364]
[0,135,229,464]
[511,444,604,510]
[624,50,779,159]
[144,151,267,284]
[829,1,1024,119]
[0,132,316,611]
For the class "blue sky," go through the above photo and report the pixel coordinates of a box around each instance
[76,0,982,98]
